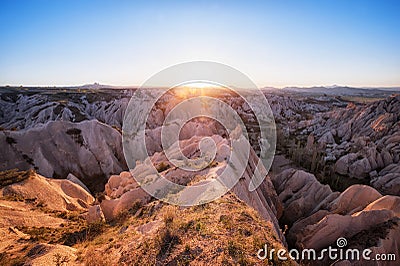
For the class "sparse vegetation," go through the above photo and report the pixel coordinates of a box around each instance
[111,125,122,134]
[156,161,170,172]
[0,169,32,188]
[15,219,105,247]
[66,127,84,146]
[286,139,326,174]
[66,127,82,135]
[84,246,115,266]
[108,193,294,265]
[109,200,142,226]
[62,221,106,246]
[0,252,26,266]
[227,240,248,265]
[5,136,17,144]
[53,253,70,266]
[22,154,34,165]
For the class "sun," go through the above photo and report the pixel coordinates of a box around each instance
[174,82,224,98]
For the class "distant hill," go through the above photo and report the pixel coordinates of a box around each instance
[280,85,399,96]
[0,82,136,90]
[77,82,112,89]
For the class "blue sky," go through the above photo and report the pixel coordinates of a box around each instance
[0,0,399,87]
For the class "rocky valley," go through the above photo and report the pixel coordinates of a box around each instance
[0,86,399,265]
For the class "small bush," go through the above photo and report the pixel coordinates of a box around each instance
[22,154,34,165]
[155,206,181,259]
[157,227,180,259]
[163,206,176,226]
[66,128,84,146]
[6,136,17,144]
[62,222,104,246]
[53,253,70,266]
[219,214,230,226]
[66,128,82,135]
[227,240,248,265]
[156,161,170,173]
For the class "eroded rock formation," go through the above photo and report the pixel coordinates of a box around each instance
[0,120,126,192]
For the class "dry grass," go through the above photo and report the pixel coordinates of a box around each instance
[0,252,26,266]
[0,169,33,188]
[15,219,105,247]
[340,95,386,104]
[84,246,116,266]
[108,200,142,226]
[83,193,295,265]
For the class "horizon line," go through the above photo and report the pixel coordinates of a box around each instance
[1,83,400,90]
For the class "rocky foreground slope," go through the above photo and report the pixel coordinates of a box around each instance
[0,169,95,265]
[0,169,292,266]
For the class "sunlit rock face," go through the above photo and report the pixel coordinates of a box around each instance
[0,171,94,217]
[0,169,95,264]
[0,120,126,193]
[131,89,260,160]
